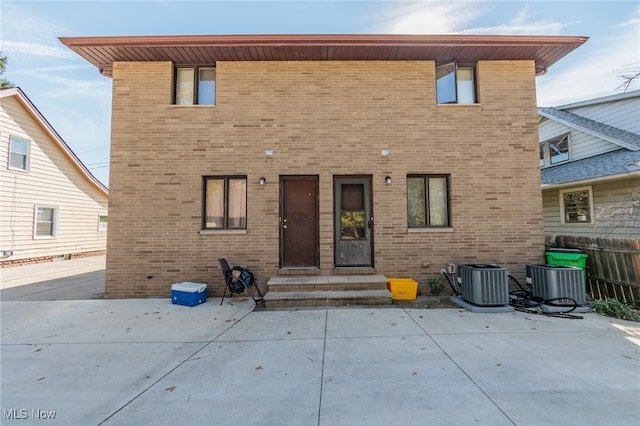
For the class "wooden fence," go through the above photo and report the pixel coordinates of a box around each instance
[546,236,640,306]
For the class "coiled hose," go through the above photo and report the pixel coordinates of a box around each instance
[440,269,582,319]
[508,274,583,319]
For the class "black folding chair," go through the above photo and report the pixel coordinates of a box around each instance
[218,258,265,306]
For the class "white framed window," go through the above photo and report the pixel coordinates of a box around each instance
[436,63,476,104]
[34,206,58,238]
[174,66,216,105]
[559,186,594,224]
[540,133,570,167]
[9,136,30,171]
[98,215,108,231]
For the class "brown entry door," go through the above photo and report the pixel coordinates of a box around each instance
[281,177,319,268]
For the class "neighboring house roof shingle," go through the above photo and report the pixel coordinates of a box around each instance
[538,107,640,151]
[0,87,108,195]
[541,148,640,186]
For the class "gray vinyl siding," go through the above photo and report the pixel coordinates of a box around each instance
[538,118,621,164]
[542,177,640,239]
[0,95,108,262]
[566,97,640,135]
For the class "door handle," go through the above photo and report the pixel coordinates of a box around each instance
[282,218,287,230]
[368,217,374,229]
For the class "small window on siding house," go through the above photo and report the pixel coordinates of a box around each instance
[9,136,30,171]
[550,134,569,164]
[174,66,216,105]
[540,133,570,168]
[34,206,58,238]
[560,187,593,224]
[98,215,108,231]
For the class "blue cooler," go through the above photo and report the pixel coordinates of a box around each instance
[171,282,207,307]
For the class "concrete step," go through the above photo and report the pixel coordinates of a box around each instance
[264,289,393,308]
[265,275,392,308]
[267,275,389,292]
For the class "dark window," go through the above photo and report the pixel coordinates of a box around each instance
[561,188,591,223]
[340,183,366,240]
[407,175,450,227]
[203,177,247,229]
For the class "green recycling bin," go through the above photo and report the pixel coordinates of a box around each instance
[545,249,588,287]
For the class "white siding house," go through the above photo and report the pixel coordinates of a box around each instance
[538,90,640,240]
[0,87,108,265]
[538,90,640,302]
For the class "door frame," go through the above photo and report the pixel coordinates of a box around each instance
[279,175,320,269]
[333,175,374,268]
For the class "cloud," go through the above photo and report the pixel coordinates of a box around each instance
[379,1,486,34]
[536,21,640,106]
[462,6,572,35]
[378,2,570,35]
[0,40,78,59]
[614,17,640,28]
[613,4,640,29]
[14,64,93,73]
[13,68,107,91]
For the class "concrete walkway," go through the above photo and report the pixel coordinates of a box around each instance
[1,256,105,300]
[1,258,639,425]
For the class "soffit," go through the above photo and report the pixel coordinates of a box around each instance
[58,34,588,77]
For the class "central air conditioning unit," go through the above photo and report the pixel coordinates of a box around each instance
[457,264,509,306]
[526,264,585,306]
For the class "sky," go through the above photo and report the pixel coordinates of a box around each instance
[1,1,639,187]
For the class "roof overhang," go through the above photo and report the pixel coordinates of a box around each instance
[59,34,588,78]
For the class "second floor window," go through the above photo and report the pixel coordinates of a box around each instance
[436,63,476,104]
[9,136,30,171]
[540,133,570,167]
[175,66,216,105]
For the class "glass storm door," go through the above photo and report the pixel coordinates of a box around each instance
[334,177,373,267]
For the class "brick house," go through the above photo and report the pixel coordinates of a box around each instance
[60,34,586,299]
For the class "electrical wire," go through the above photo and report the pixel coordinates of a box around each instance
[441,269,460,296]
[441,268,583,319]
[508,274,583,319]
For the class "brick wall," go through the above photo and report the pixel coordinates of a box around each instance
[105,60,544,298]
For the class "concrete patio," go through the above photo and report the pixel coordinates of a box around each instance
[1,257,639,425]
